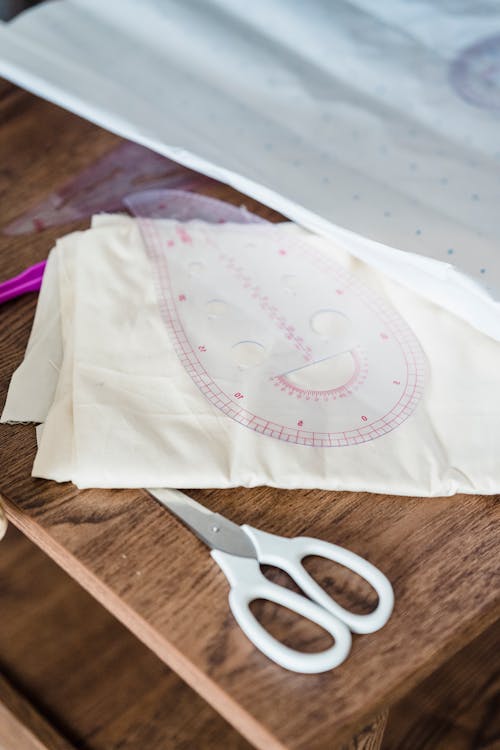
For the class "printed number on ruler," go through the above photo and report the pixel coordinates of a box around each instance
[129,192,425,447]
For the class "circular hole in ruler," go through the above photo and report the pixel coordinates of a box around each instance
[206,299,228,318]
[231,340,266,369]
[281,274,299,294]
[287,352,356,391]
[188,261,205,277]
[310,309,351,339]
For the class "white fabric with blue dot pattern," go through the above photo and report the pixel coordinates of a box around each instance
[0,0,499,337]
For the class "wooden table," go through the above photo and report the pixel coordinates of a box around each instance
[1,80,499,750]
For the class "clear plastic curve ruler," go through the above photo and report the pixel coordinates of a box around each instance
[126,189,426,448]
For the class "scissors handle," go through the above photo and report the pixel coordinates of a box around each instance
[212,549,351,673]
[243,526,394,635]
[212,525,393,673]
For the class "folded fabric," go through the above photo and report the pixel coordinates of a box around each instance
[2,215,500,496]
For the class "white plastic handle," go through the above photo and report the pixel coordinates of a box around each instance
[212,549,351,674]
[242,526,394,635]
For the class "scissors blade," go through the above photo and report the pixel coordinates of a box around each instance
[146,488,256,559]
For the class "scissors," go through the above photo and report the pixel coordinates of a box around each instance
[147,488,394,674]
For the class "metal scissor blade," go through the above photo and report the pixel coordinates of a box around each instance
[146,488,256,559]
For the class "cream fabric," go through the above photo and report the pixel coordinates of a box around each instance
[2,215,500,495]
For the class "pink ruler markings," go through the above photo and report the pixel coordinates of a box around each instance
[290,233,426,403]
[220,232,425,440]
[219,252,313,362]
[272,343,368,403]
[132,191,426,447]
[140,216,311,441]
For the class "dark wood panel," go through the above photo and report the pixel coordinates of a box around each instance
[0,525,252,750]
[0,673,75,750]
[384,619,500,750]
[2,527,498,750]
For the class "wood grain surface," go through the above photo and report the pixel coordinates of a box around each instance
[0,673,75,750]
[341,712,388,750]
[0,525,251,750]
[384,617,500,749]
[1,525,498,750]
[0,81,499,750]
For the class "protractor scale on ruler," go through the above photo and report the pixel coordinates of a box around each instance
[128,191,425,447]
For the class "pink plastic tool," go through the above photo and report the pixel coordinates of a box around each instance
[127,189,426,448]
[0,260,46,305]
